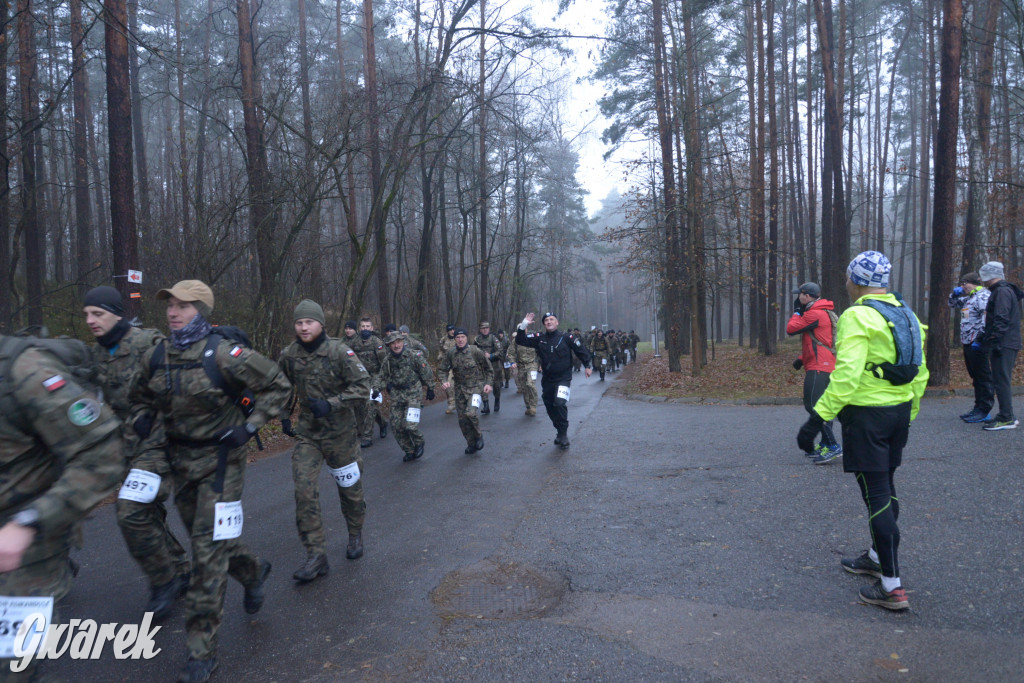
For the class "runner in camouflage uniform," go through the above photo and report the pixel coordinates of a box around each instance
[437,325,458,414]
[84,286,190,620]
[352,318,388,446]
[507,331,539,415]
[439,328,493,453]
[0,337,125,681]
[375,331,436,461]
[399,325,429,355]
[591,329,611,380]
[496,330,512,387]
[139,280,291,682]
[279,300,371,585]
[474,322,503,414]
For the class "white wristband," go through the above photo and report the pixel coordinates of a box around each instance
[518,318,530,330]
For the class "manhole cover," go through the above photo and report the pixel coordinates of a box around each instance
[431,559,566,620]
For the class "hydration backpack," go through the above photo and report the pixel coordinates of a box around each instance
[859,296,923,385]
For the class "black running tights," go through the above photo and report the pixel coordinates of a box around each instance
[855,468,900,578]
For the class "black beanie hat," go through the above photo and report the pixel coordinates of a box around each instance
[344,320,357,331]
[454,327,468,337]
[84,286,125,317]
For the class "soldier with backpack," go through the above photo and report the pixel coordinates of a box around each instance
[797,251,928,612]
[786,282,842,464]
[138,280,292,683]
[0,333,125,680]
[83,286,192,620]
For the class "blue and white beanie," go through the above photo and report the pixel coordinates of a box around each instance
[847,251,891,288]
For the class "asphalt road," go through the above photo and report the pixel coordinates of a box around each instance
[47,366,1024,682]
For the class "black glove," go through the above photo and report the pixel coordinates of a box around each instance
[386,382,395,394]
[797,412,824,453]
[792,358,803,370]
[426,388,435,401]
[371,389,380,401]
[132,413,154,439]
[217,423,257,449]
[793,298,805,315]
[281,418,296,437]
[307,397,332,418]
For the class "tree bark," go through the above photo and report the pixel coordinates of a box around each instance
[0,0,11,330]
[127,0,149,231]
[19,0,43,325]
[926,0,963,387]
[72,0,92,294]
[104,0,141,318]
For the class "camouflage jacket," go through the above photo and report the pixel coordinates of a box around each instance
[138,335,291,443]
[349,333,387,376]
[591,336,610,357]
[437,334,457,364]
[279,337,370,433]
[474,333,504,364]
[439,344,492,393]
[374,347,435,405]
[0,343,125,564]
[92,326,166,450]
[507,337,538,369]
[608,336,621,352]
[629,333,640,347]
[404,335,429,355]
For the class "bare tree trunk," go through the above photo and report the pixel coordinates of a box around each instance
[477,0,489,320]
[104,0,141,319]
[174,0,189,245]
[0,0,10,330]
[18,0,43,325]
[766,0,779,353]
[363,0,389,321]
[926,0,963,387]
[127,0,149,232]
[681,3,705,372]
[72,0,92,294]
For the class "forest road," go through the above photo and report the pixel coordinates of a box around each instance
[49,369,1024,681]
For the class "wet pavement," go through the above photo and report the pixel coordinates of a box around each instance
[47,366,1024,681]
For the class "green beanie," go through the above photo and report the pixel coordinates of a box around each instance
[294,299,326,326]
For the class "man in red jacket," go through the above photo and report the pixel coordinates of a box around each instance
[786,282,842,464]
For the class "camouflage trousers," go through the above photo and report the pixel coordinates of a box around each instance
[388,401,424,455]
[455,388,482,446]
[489,362,502,400]
[445,371,456,410]
[0,552,70,682]
[171,446,263,661]
[116,446,191,588]
[359,392,385,440]
[517,366,538,410]
[503,364,512,383]
[292,426,365,556]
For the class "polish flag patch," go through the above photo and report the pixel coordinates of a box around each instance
[346,349,355,356]
[230,346,243,357]
[43,375,66,391]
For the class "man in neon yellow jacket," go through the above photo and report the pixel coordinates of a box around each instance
[797,250,928,612]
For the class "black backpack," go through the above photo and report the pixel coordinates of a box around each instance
[147,325,257,418]
[0,327,100,429]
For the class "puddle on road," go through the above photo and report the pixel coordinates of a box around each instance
[431,559,566,620]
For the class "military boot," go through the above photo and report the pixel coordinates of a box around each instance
[481,399,490,415]
[494,395,500,413]
[526,407,536,416]
[243,561,272,614]
[346,532,364,560]
[378,418,388,439]
[292,553,329,583]
[146,571,189,620]
[178,656,218,683]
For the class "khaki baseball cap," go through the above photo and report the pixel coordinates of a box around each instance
[156,280,214,312]
[479,321,490,328]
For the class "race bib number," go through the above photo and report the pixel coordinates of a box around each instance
[371,392,383,403]
[530,371,537,381]
[0,596,52,658]
[470,394,482,409]
[213,501,243,540]
[601,358,607,365]
[118,469,161,504]
[503,362,512,369]
[406,406,421,423]
[330,462,360,488]
[556,385,571,402]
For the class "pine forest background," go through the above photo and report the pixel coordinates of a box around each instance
[0,0,1020,385]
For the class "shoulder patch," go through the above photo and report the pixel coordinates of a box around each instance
[527,333,538,339]
[230,346,243,357]
[377,345,383,350]
[347,349,355,356]
[43,375,66,392]
[68,398,102,426]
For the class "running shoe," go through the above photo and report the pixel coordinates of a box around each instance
[983,419,1019,431]
[963,410,992,423]
[858,581,909,611]
[840,551,882,578]
[812,444,842,465]
[959,410,975,420]
[806,444,826,458]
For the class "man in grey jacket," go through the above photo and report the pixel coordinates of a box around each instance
[975,261,1023,431]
